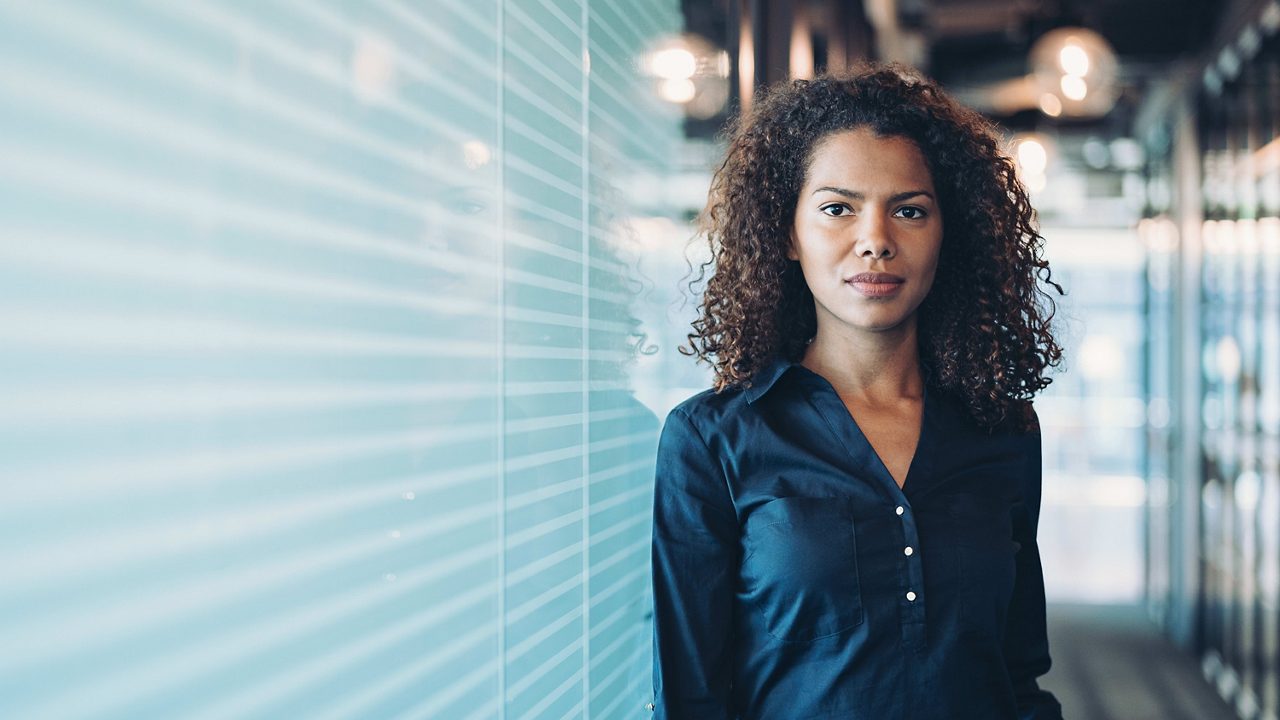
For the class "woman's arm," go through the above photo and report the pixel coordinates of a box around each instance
[650,407,738,720]
[1003,411,1065,719]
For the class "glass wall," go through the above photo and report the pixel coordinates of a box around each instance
[1194,30,1280,720]
[1144,11,1280,718]
[0,1,686,717]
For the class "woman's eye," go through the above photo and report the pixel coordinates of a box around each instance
[895,206,927,219]
[820,203,851,217]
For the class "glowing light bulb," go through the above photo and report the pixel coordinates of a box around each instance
[650,47,697,80]
[658,77,696,103]
[1038,93,1063,117]
[1059,42,1090,76]
[1016,138,1048,176]
[1060,75,1088,101]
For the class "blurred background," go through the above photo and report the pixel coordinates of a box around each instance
[0,0,1276,718]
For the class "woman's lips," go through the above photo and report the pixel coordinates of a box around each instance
[846,272,905,298]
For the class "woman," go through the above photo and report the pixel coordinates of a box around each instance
[650,63,1066,719]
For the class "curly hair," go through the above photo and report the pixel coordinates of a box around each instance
[679,62,1064,430]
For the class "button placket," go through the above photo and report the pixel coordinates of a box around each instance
[895,500,927,650]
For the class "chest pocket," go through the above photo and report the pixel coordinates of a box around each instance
[740,496,865,642]
[946,492,1018,638]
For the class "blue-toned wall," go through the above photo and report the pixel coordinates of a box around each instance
[0,1,684,717]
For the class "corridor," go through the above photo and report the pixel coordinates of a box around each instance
[1043,604,1236,720]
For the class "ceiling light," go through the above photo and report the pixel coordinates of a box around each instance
[642,34,730,116]
[1030,27,1118,118]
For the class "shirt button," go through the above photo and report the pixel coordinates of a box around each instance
[904,546,914,556]
[906,590,917,601]
[895,505,905,516]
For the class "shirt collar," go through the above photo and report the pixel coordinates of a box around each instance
[743,355,800,404]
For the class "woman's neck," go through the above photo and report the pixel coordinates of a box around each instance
[800,323,924,403]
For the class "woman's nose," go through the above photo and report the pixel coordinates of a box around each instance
[854,215,895,258]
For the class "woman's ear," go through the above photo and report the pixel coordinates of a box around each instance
[787,229,799,261]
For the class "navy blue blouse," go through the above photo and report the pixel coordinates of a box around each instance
[649,356,1063,719]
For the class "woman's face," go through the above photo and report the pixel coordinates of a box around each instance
[789,127,943,339]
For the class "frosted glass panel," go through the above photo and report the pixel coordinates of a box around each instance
[0,1,682,717]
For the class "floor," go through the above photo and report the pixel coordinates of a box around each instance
[1040,604,1237,720]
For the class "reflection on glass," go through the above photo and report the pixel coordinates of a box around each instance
[0,1,683,718]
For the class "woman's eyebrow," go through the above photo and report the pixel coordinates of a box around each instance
[811,186,935,203]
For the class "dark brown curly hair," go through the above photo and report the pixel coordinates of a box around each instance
[680,62,1064,430]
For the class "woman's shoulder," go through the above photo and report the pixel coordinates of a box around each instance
[668,382,749,420]
[935,386,1040,441]
[995,399,1041,436]
[666,354,803,429]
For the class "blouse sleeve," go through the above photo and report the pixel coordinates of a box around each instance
[650,407,738,720]
[1003,410,1065,719]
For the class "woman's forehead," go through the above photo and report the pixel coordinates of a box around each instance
[803,129,935,190]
